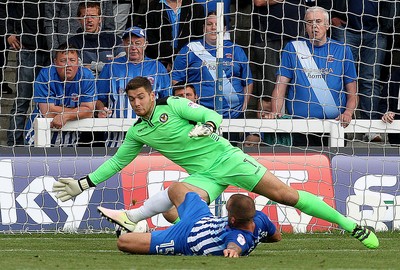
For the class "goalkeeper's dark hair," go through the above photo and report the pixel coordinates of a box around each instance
[126,76,153,94]
[227,194,256,226]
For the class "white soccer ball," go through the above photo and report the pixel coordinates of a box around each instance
[115,220,149,238]
[133,220,149,233]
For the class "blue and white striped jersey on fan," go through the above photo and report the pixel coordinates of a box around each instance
[97,56,171,147]
[172,39,252,119]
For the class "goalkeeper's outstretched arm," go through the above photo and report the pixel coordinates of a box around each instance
[52,176,96,202]
[53,128,144,201]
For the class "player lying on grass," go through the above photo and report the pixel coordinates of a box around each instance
[53,76,379,249]
[107,182,281,257]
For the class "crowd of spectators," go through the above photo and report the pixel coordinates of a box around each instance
[1,0,399,147]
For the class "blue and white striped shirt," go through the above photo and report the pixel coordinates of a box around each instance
[187,211,275,256]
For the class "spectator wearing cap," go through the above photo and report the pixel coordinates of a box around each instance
[96,26,172,147]
[68,1,125,75]
[172,82,198,103]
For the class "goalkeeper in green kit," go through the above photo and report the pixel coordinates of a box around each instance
[53,76,379,249]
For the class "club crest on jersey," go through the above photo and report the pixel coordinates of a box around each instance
[147,76,155,85]
[225,53,232,59]
[71,93,79,102]
[159,113,168,123]
[188,102,200,108]
[237,234,246,245]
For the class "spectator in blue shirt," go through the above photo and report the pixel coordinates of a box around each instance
[172,11,253,120]
[96,27,171,147]
[266,6,357,147]
[25,44,96,146]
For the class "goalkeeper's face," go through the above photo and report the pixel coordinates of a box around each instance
[127,87,156,118]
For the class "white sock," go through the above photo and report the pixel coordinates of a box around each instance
[125,188,172,223]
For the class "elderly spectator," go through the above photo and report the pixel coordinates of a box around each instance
[96,27,171,147]
[266,6,357,147]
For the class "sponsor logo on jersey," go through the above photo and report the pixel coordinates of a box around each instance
[188,102,200,108]
[202,60,217,70]
[159,113,168,123]
[202,60,233,70]
[71,93,79,102]
[304,67,333,79]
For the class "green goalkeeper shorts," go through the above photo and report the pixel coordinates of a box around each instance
[183,148,267,202]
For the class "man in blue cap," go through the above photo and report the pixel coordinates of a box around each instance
[95,26,171,147]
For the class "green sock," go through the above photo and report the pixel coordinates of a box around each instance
[294,190,356,232]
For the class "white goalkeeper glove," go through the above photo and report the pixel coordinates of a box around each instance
[52,176,94,202]
[188,123,216,137]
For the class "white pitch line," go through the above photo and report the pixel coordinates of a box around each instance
[0,238,116,241]
[1,249,120,253]
[257,249,400,253]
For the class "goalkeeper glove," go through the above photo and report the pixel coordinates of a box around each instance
[188,122,216,137]
[52,176,95,202]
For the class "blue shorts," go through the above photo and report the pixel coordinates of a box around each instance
[149,192,212,255]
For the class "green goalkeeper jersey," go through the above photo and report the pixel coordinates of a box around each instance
[89,96,235,185]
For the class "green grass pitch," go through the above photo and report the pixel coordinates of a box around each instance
[1,231,399,270]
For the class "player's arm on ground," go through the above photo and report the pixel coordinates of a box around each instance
[259,230,282,243]
[256,211,282,243]
[223,242,242,258]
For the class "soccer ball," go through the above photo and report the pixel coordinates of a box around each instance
[133,219,149,233]
[115,220,149,238]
